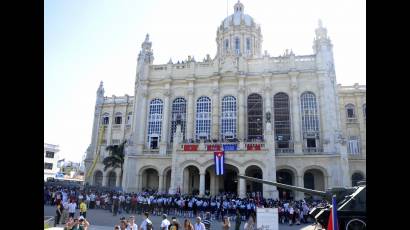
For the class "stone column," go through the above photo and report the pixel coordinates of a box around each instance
[238,85,246,141]
[116,173,121,187]
[158,174,164,193]
[211,88,220,140]
[160,91,170,155]
[135,90,148,153]
[183,168,189,194]
[289,71,302,154]
[199,172,205,197]
[138,174,143,192]
[317,71,338,153]
[186,89,194,140]
[102,174,107,187]
[355,95,366,157]
[295,176,305,200]
[239,173,246,198]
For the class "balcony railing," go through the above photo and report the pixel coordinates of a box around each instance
[302,147,323,153]
[275,148,295,154]
[346,118,358,123]
[179,141,267,152]
[112,125,121,129]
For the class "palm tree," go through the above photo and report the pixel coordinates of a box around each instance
[103,140,126,188]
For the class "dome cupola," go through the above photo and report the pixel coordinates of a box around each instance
[216,1,262,59]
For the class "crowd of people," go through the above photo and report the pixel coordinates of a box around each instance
[45,185,328,229]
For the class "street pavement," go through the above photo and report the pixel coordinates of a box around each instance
[44,205,321,230]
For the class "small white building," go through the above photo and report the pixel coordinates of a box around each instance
[44,143,60,181]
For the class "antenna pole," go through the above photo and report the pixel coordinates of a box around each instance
[227,0,228,17]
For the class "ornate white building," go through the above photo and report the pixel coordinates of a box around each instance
[84,1,365,199]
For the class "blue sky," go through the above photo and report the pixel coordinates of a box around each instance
[44,0,365,162]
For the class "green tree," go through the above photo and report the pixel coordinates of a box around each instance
[102,141,126,188]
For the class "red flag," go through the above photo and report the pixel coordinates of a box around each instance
[327,208,333,230]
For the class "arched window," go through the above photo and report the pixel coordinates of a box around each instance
[345,104,356,119]
[221,96,237,140]
[102,113,110,125]
[195,96,211,140]
[301,92,319,148]
[246,38,251,53]
[147,98,163,149]
[247,93,263,140]
[235,37,240,54]
[170,97,187,142]
[114,112,122,124]
[363,103,366,120]
[351,172,364,186]
[274,93,291,148]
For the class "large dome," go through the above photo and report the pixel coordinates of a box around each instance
[221,1,256,28]
[215,1,263,59]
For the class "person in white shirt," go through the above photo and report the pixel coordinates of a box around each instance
[160,214,170,230]
[68,200,77,218]
[140,212,153,230]
[288,206,294,226]
[194,217,206,230]
[127,216,138,230]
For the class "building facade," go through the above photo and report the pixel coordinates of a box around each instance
[84,1,366,199]
[44,143,60,181]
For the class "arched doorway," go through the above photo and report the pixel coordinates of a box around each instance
[276,169,294,200]
[183,166,200,195]
[351,172,364,186]
[142,168,159,192]
[205,164,239,195]
[107,171,116,188]
[245,165,263,196]
[247,93,263,141]
[304,169,325,200]
[94,170,103,186]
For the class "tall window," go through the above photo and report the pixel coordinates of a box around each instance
[363,104,366,120]
[224,39,229,51]
[274,93,291,148]
[114,112,122,124]
[170,97,187,142]
[301,92,319,148]
[235,37,240,54]
[247,93,263,140]
[102,113,110,125]
[347,136,360,154]
[345,104,356,119]
[221,96,237,139]
[147,98,163,142]
[195,96,211,140]
[45,151,54,158]
[44,163,53,170]
[246,38,251,54]
[127,112,132,125]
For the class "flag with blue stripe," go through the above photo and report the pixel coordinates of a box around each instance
[327,195,339,230]
[214,151,225,175]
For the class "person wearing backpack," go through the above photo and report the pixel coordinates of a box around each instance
[140,212,153,230]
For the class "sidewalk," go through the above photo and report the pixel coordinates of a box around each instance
[50,225,113,230]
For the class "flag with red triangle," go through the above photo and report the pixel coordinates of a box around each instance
[327,195,339,230]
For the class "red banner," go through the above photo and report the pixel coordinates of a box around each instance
[183,144,198,151]
[247,144,261,151]
[207,144,221,151]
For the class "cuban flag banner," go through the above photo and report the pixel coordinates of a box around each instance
[214,151,225,175]
[327,195,339,230]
